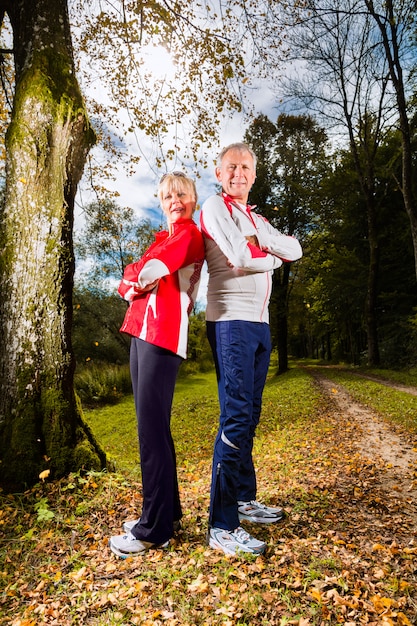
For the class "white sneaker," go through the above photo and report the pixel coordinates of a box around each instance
[208,526,266,555]
[238,500,284,524]
[109,532,170,559]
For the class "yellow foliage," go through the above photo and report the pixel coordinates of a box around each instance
[38,469,50,481]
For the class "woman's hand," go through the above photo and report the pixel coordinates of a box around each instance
[134,279,159,294]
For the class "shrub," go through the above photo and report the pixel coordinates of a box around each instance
[75,363,132,406]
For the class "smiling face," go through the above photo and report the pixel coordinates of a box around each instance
[215,147,256,204]
[158,173,197,227]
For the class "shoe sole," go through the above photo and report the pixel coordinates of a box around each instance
[238,512,285,524]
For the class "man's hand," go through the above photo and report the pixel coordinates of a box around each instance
[245,234,260,248]
[226,235,261,269]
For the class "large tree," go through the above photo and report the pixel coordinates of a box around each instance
[0,0,105,490]
[364,0,417,281]
[276,0,417,365]
[301,131,416,366]
[278,2,417,364]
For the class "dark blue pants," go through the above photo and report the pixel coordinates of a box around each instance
[207,320,271,531]
[129,337,183,544]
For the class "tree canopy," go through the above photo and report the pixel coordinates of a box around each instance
[67,0,287,184]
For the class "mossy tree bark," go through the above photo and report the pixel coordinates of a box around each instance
[0,0,107,491]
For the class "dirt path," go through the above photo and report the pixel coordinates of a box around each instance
[345,370,417,397]
[310,369,417,508]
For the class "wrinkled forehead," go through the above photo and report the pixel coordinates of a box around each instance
[222,148,254,166]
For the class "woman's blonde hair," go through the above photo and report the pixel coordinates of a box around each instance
[158,171,198,211]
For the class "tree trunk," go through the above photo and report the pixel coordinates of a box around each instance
[276,310,289,374]
[365,0,417,282]
[326,332,332,361]
[365,192,380,366]
[273,264,291,375]
[0,0,106,491]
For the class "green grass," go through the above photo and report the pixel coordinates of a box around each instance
[83,365,324,480]
[75,363,132,405]
[83,370,221,479]
[361,366,417,387]
[83,395,140,476]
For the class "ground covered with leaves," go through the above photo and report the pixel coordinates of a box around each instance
[1,366,416,625]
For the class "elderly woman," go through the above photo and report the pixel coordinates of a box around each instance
[109,172,205,558]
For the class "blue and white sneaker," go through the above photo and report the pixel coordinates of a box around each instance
[238,500,284,524]
[208,526,266,555]
[109,532,170,558]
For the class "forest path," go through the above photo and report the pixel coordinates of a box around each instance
[308,367,417,512]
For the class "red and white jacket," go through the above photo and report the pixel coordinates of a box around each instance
[200,193,302,323]
[118,218,205,358]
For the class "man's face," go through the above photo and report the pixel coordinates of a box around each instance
[215,148,256,204]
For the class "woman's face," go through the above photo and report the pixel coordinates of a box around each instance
[161,184,196,225]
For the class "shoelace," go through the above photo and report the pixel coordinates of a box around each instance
[251,500,267,510]
[233,527,251,543]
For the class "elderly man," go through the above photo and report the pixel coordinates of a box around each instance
[200,142,303,555]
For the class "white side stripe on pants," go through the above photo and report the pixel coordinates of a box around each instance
[221,430,240,450]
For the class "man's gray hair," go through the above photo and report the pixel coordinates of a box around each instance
[217,142,257,170]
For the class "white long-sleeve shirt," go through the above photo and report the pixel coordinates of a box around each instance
[200,193,302,323]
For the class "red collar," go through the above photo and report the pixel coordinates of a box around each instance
[222,193,256,212]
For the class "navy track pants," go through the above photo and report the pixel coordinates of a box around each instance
[207,320,271,531]
[129,337,183,544]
